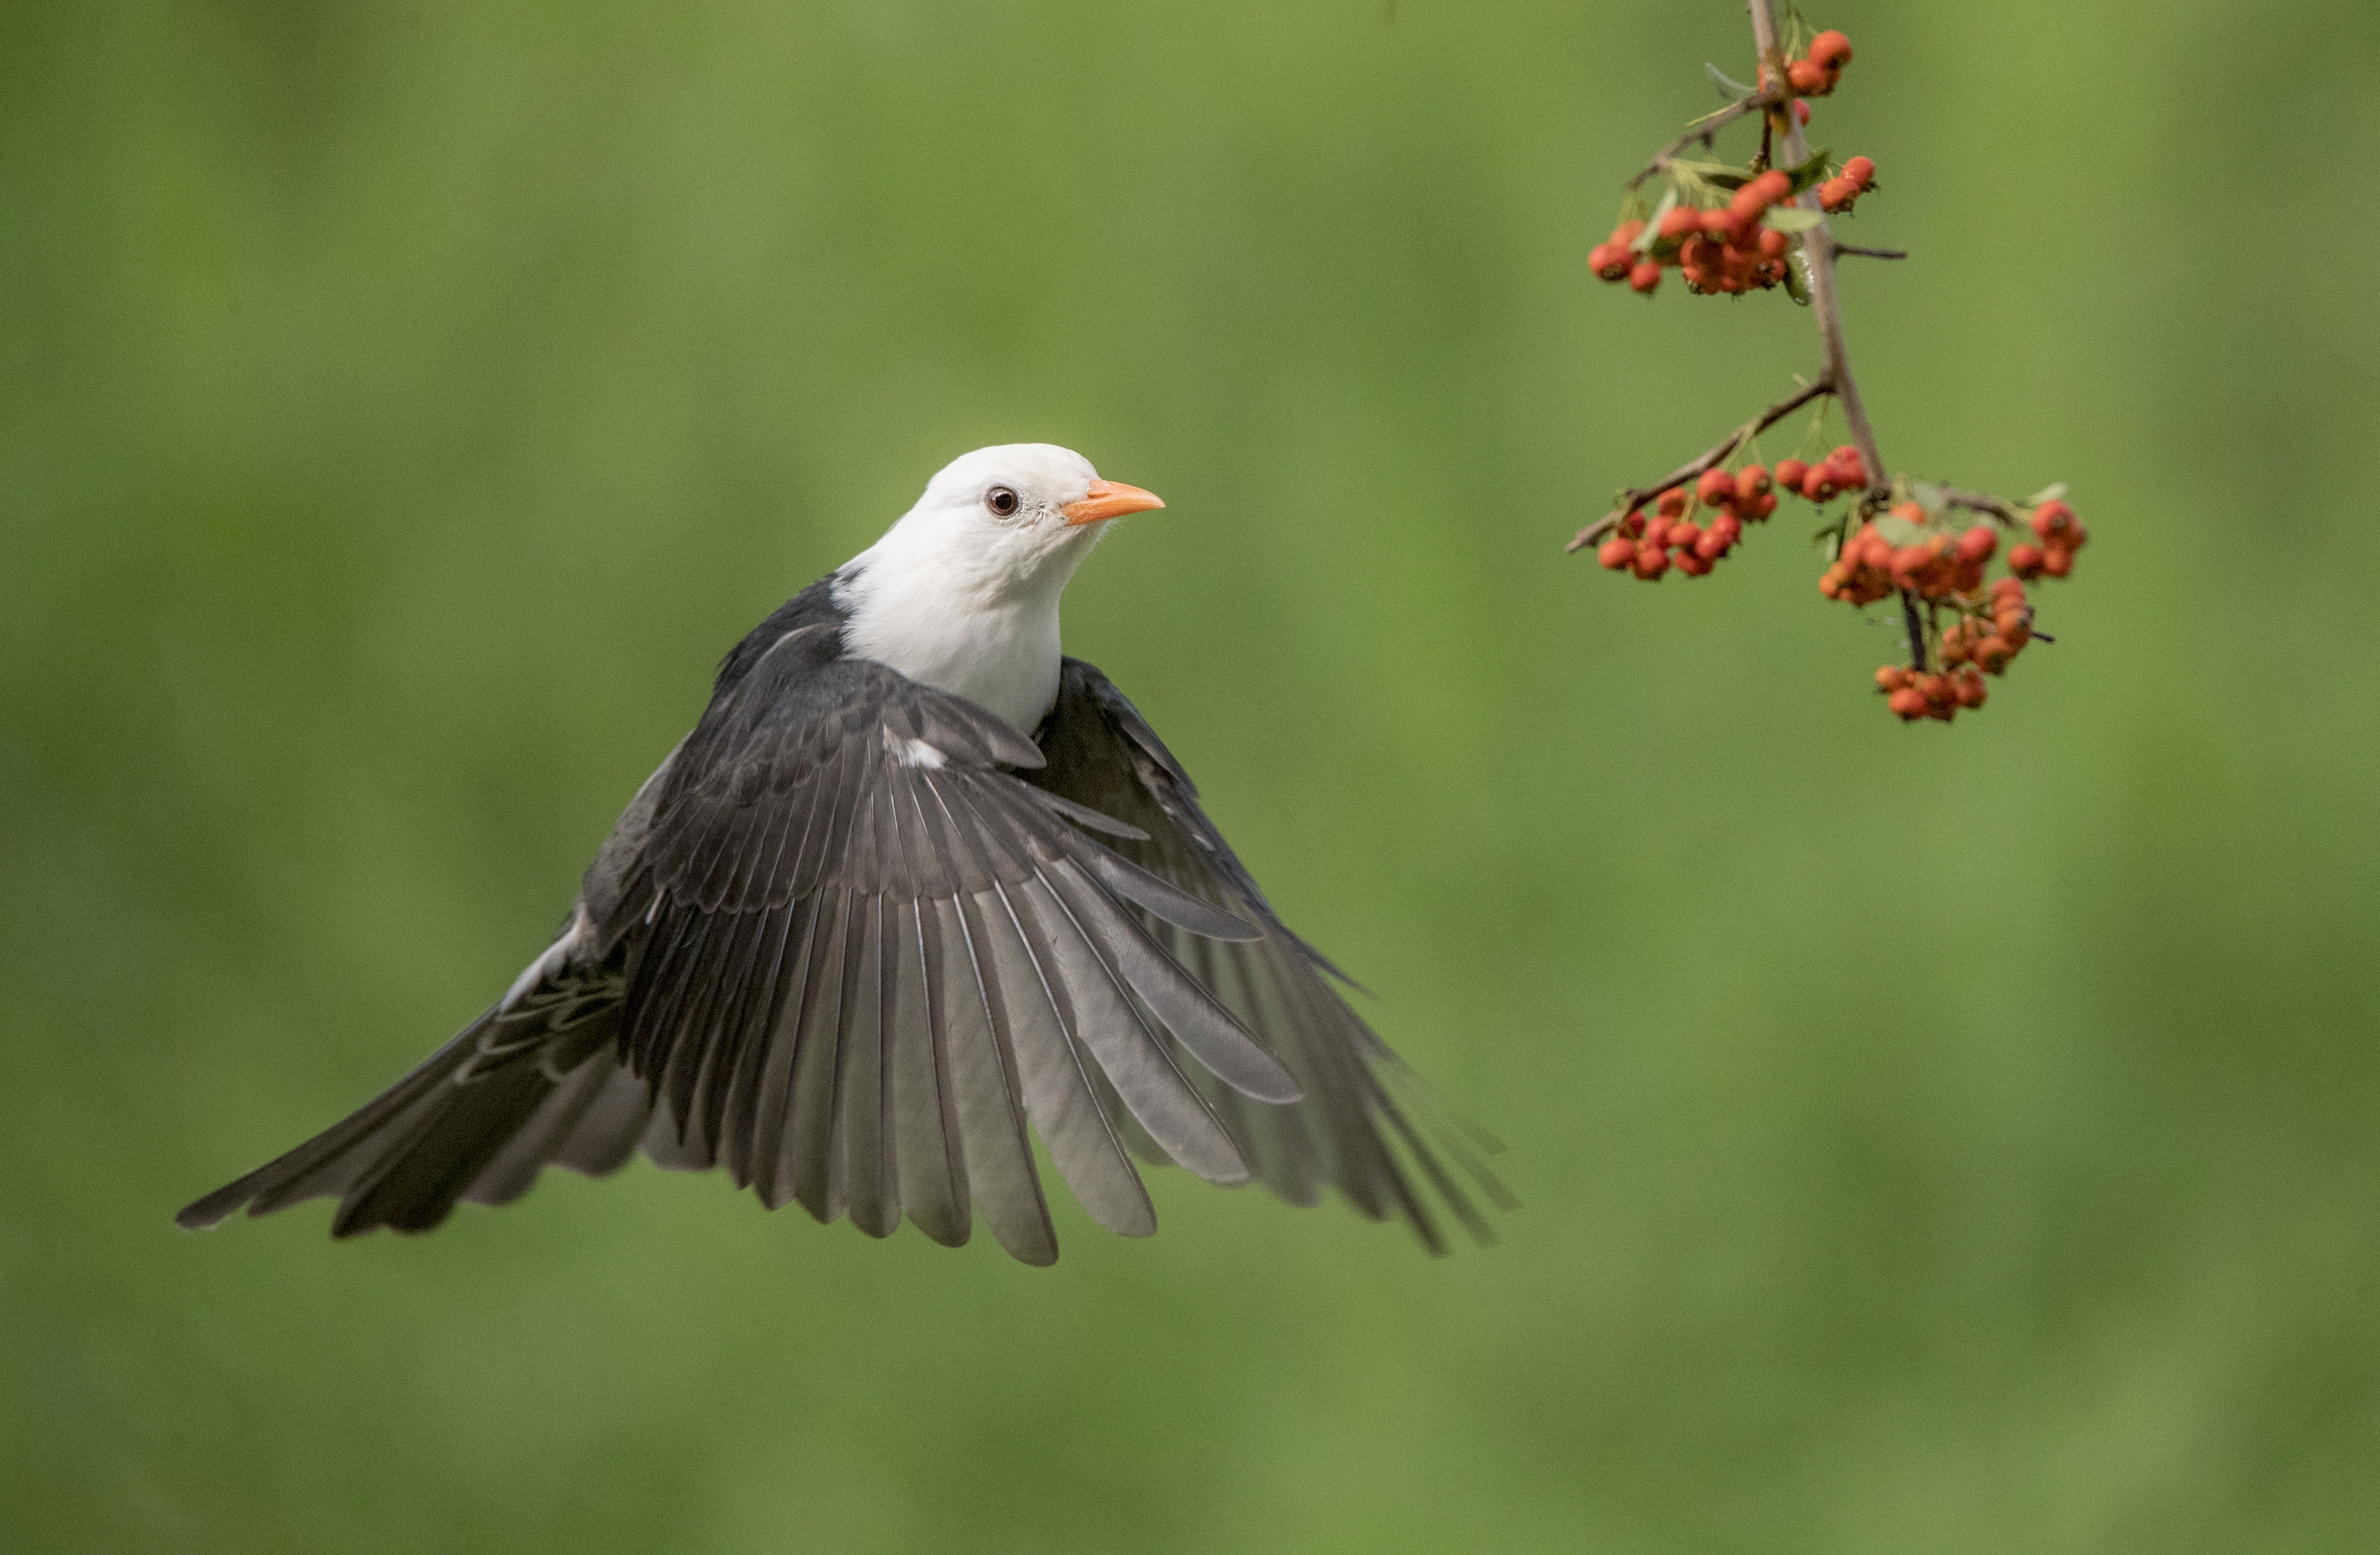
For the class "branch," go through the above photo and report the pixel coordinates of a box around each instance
[1834,244,1906,260]
[1744,0,1924,661]
[1935,487,2027,527]
[1625,92,1777,190]
[1565,376,1834,552]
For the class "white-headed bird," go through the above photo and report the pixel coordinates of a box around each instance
[178,445,1498,1263]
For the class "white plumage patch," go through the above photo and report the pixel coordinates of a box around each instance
[886,730,948,769]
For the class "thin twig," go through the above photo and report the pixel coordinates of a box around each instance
[1834,244,1906,260]
[1934,487,2026,527]
[1625,93,1776,190]
[1745,0,1918,661]
[1565,376,1834,552]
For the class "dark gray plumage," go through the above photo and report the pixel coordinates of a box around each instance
[179,448,1501,1263]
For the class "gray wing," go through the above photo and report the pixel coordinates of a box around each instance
[176,628,1295,1263]
[592,623,1296,1264]
[1021,657,1508,1253]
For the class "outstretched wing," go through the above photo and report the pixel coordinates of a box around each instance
[1021,657,1506,1252]
[596,623,1297,1264]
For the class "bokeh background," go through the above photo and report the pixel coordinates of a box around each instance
[8,1,2378,1550]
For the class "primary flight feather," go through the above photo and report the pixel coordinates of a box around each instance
[178,443,1498,1263]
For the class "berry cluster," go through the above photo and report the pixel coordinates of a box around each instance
[1874,577,2035,723]
[1776,443,1870,506]
[1784,30,1852,97]
[1821,501,1992,605]
[1877,663,1987,723]
[1594,464,1781,580]
[1590,168,1799,297]
[1819,156,1876,214]
[2008,498,2088,579]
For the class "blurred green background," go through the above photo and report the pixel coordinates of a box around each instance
[7,1,2378,1550]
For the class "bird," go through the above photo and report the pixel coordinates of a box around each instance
[177,443,1501,1264]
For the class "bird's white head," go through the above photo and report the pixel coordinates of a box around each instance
[834,443,1167,732]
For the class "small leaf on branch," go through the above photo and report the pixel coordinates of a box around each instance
[1705,62,1756,97]
[1874,512,1929,546]
[1782,147,1832,195]
[1763,207,1823,233]
[2024,481,2069,505]
[1633,189,1676,254]
[1909,481,1950,518]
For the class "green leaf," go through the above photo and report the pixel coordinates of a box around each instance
[1763,207,1822,233]
[1633,189,1675,255]
[1705,62,1755,97]
[1782,147,1832,196]
[1909,481,1950,518]
[1875,513,1929,546]
[2024,480,2069,506]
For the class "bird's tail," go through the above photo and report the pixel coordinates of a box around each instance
[175,1008,658,1238]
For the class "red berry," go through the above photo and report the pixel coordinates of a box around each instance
[1633,544,1670,580]
[1657,207,1701,240]
[1953,668,1988,709]
[1657,487,1688,518]
[1888,686,1926,721]
[1643,516,1672,549]
[1802,465,1840,502]
[1808,31,1853,70]
[1829,447,1868,489]
[1591,242,1633,281]
[1629,261,1661,294]
[2030,499,2076,541]
[1775,457,1810,492]
[1668,520,1703,552]
[1787,58,1827,95]
[1734,464,1772,502]
[2041,546,2074,578]
[1955,524,1998,564]
[1614,220,1645,245]
[1793,99,1811,125]
[1709,513,1744,547]
[1619,508,1646,538]
[1876,665,1910,692]
[1597,537,1634,570]
[2008,543,2045,579]
[1674,549,1713,577]
[1842,155,1875,189]
[1696,469,1735,505]
[1973,636,2014,675]
[1751,491,1778,520]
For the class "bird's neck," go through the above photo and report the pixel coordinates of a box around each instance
[831,540,1085,735]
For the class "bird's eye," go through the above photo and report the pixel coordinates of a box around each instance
[985,486,1020,518]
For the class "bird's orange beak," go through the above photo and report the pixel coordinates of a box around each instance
[1062,479,1166,526]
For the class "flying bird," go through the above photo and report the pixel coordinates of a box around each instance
[178,444,1498,1263]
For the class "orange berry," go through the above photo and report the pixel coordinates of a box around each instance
[1597,537,1634,570]
[1734,465,1772,502]
[1668,520,1703,551]
[1709,513,1744,547]
[2008,542,2045,580]
[1829,447,1868,488]
[1619,508,1646,538]
[1802,464,1841,502]
[1876,665,1910,692]
[1657,207,1701,240]
[1629,261,1661,294]
[1755,226,1788,260]
[1888,500,1924,526]
[1842,155,1875,189]
[1752,491,1778,520]
[1674,549,1713,577]
[1809,31,1853,69]
[1614,220,1645,245]
[1774,456,1809,492]
[1787,58,1827,95]
[2030,499,2076,541]
[2042,546,2074,578]
[1955,524,1998,563]
[1888,685,1927,721]
[1819,178,1854,212]
[1643,516,1672,549]
[1633,544,1670,580]
[1657,487,1688,518]
[1973,636,2013,675]
[1696,469,1735,505]
[1953,668,1988,708]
